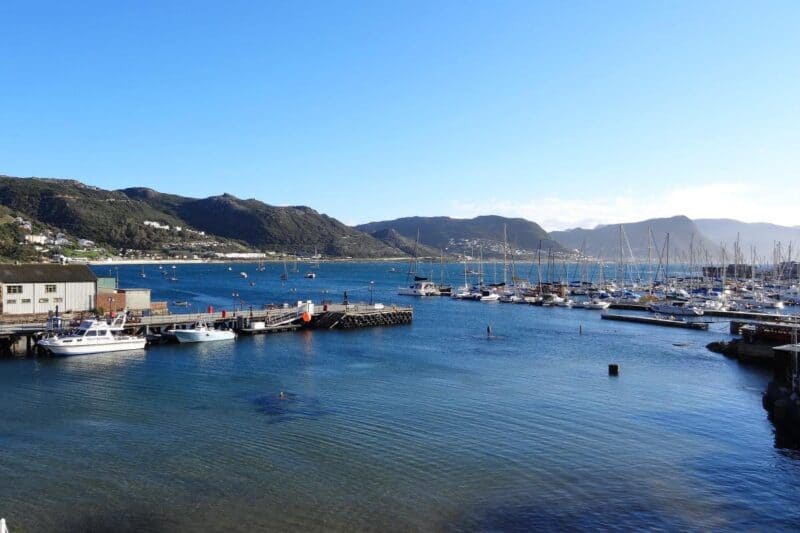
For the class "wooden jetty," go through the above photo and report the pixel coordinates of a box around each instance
[0,302,413,356]
[601,312,709,330]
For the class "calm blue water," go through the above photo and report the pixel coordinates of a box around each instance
[1,263,799,532]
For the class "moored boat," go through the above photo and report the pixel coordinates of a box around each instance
[649,300,704,316]
[38,313,146,355]
[172,322,236,343]
[582,299,611,310]
[398,279,440,296]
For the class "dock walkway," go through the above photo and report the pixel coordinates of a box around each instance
[0,302,414,356]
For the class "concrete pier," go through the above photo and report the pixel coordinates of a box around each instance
[601,313,709,330]
[0,302,414,356]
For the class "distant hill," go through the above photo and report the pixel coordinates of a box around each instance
[0,176,408,258]
[0,176,192,250]
[368,228,441,257]
[121,188,404,257]
[694,219,800,256]
[357,215,562,256]
[550,216,719,261]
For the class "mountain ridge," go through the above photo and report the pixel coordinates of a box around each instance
[357,215,563,257]
[0,176,409,258]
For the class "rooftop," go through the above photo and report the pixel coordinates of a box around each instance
[0,264,97,284]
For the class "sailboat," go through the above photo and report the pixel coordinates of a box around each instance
[436,250,452,296]
[310,247,321,269]
[398,228,439,296]
[280,258,289,281]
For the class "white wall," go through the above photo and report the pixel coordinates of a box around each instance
[2,282,96,315]
[122,289,151,310]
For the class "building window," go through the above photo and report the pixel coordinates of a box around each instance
[7,285,22,294]
[39,298,49,304]
[45,284,57,293]
[53,297,63,303]
[21,299,31,303]
[6,299,16,304]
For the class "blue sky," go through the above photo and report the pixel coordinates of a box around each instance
[1,1,798,229]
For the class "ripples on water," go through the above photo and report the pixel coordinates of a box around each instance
[1,263,799,531]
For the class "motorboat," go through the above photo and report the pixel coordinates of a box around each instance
[477,288,500,301]
[649,300,704,316]
[172,322,236,343]
[582,299,611,310]
[305,272,316,279]
[240,272,248,279]
[541,294,565,307]
[451,285,473,299]
[38,313,146,355]
[398,280,439,296]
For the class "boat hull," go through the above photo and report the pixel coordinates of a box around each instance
[174,330,236,343]
[40,338,147,356]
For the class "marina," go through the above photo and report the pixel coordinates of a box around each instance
[4,3,799,530]
[2,261,799,531]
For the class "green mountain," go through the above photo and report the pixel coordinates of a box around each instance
[0,176,191,250]
[550,216,719,261]
[0,176,407,258]
[121,188,405,258]
[357,215,562,256]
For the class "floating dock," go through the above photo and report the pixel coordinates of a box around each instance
[601,312,709,330]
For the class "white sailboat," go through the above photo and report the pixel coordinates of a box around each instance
[398,228,439,296]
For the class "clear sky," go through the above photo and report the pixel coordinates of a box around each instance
[1,1,798,230]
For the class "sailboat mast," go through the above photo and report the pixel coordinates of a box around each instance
[502,223,508,286]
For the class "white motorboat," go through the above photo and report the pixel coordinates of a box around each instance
[451,288,473,300]
[649,301,704,316]
[305,272,316,279]
[240,271,248,279]
[38,313,146,355]
[479,290,500,302]
[541,294,565,307]
[582,299,610,310]
[172,322,236,343]
[398,280,439,296]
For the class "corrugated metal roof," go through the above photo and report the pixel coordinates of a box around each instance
[0,264,97,284]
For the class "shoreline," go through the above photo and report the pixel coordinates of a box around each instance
[85,257,413,266]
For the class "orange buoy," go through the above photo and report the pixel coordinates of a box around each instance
[302,312,311,323]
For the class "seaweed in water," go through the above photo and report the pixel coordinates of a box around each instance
[250,392,328,423]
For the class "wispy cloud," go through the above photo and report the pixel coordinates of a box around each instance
[450,182,799,231]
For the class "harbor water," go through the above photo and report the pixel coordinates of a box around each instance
[1,263,799,531]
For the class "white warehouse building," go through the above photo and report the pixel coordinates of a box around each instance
[0,264,97,315]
